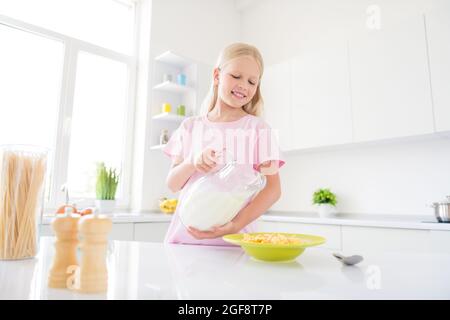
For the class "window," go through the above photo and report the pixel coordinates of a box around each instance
[0,1,137,210]
[0,0,135,54]
[0,23,64,201]
[68,51,129,199]
[0,24,63,148]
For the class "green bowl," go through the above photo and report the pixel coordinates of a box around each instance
[223,232,326,262]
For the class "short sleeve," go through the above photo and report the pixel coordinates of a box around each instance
[162,119,190,162]
[252,120,286,173]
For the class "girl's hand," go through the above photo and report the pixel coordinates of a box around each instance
[258,160,279,176]
[187,221,237,240]
[193,148,221,173]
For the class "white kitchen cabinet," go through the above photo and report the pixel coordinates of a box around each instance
[110,223,134,241]
[342,226,431,253]
[261,60,292,151]
[256,220,341,250]
[348,0,434,142]
[424,0,450,133]
[430,230,450,253]
[134,222,170,242]
[258,218,450,254]
[290,35,353,149]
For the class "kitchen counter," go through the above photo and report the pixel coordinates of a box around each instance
[42,212,173,225]
[42,211,450,231]
[262,211,450,231]
[1,237,449,299]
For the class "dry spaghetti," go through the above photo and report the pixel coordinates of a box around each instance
[0,147,47,260]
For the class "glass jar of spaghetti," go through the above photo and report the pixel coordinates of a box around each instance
[0,145,48,260]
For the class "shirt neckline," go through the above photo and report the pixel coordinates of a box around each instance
[203,113,251,126]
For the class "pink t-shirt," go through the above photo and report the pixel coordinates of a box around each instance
[162,113,285,246]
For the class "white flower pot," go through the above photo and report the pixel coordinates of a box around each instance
[317,204,337,218]
[95,200,116,214]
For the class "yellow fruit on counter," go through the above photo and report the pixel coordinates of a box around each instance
[159,198,178,214]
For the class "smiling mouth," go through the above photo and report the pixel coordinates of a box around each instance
[231,90,246,99]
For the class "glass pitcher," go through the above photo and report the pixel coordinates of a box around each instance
[179,154,266,231]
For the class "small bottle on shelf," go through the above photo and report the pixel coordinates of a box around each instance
[162,74,173,82]
[160,129,169,145]
[177,105,186,116]
[162,102,171,113]
[177,73,186,86]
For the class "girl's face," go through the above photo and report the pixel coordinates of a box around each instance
[214,56,261,109]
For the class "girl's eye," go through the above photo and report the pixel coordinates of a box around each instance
[231,74,257,85]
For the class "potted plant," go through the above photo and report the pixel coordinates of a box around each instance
[95,163,119,214]
[312,188,338,218]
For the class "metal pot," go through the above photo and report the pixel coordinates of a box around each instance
[431,196,450,223]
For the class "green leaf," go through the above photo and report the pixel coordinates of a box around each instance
[95,162,120,200]
[312,188,337,206]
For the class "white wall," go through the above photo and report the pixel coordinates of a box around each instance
[132,0,241,211]
[240,0,450,217]
[134,0,449,217]
[150,0,241,65]
[273,136,450,216]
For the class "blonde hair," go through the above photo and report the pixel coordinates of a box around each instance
[201,43,264,117]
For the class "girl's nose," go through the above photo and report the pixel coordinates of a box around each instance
[236,83,247,92]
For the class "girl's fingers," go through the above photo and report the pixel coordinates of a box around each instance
[195,148,225,173]
[188,227,207,239]
[198,152,210,168]
[203,149,217,166]
[213,148,227,165]
[198,163,214,173]
[203,154,216,168]
[195,155,210,172]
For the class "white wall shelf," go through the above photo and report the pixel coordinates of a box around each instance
[150,144,166,150]
[147,50,202,209]
[152,112,186,122]
[149,50,198,149]
[154,50,193,68]
[153,80,195,94]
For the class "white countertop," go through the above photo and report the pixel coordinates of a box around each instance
[262,211,450,231]
[41,212,173,225]
[41,211,450,231]
[1,237,449,300]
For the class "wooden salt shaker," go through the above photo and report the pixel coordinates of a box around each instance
[77,209,112,293]
[48,207,79,288]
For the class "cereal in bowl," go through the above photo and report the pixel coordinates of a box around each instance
[242,233,302,245]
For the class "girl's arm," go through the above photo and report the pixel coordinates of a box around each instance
[166,149,220,193]
[232,172,281,231]
[166,156,196,193]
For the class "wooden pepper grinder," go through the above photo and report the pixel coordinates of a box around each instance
[77,209,112,293]
[48,207,80,289]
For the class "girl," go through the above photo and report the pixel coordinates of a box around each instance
[162,42,285,245]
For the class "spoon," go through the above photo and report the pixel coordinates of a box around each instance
[333,253,364,266]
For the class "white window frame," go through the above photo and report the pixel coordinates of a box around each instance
[0,6,138,212]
